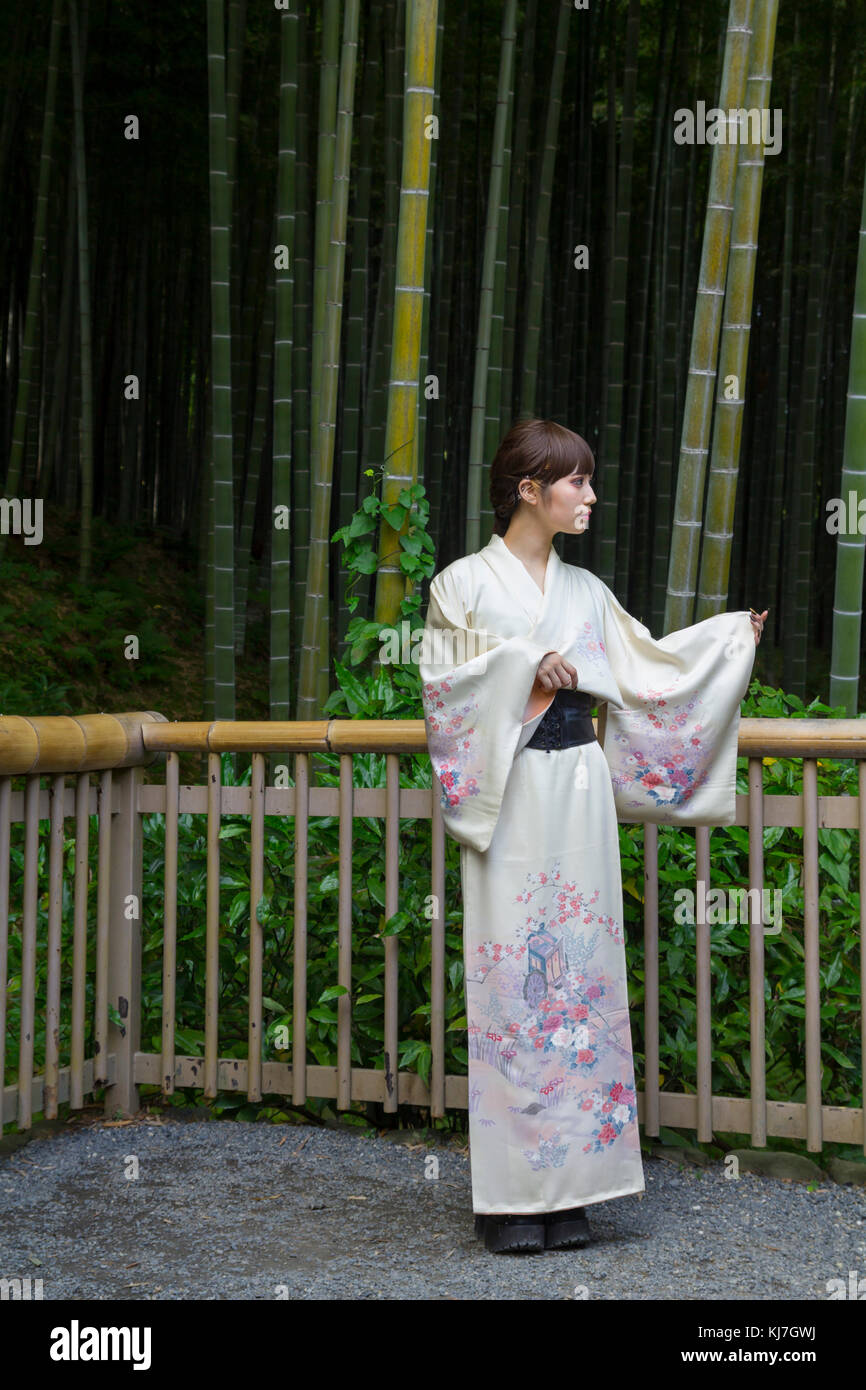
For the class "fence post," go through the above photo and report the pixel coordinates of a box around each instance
[104,765,143,1117]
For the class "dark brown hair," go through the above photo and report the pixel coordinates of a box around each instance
[489,417,596,536]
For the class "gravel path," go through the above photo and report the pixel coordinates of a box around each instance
[1,1115,864,1300]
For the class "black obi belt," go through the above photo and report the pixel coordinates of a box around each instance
[524,687,597,752]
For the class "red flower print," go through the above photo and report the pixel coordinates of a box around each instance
[578,1049,594,1063]
[527,1025,538,1036]
[602,1101,613,1112]
[641,772,663,787]
[581,1099,594,1111]
[507,1022,520,1034]
[542,1015,562,1032]
[534,1037,545,1049]
[610,1082,623,1101]
[598,1123,617,1144]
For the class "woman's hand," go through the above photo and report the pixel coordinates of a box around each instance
[750,609,768,646]
[534,651,578,692]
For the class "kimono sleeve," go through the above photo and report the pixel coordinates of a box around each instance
[419,567,554,853]
[593,578,757,825]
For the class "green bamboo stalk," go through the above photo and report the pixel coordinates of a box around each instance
[308,0,340,478]
[337,1,381,650]
[206,0,236,720]
[519,0,571,418]
[364,0,404,479]
[427,2,467,543]
[373,0,439,626]
[829,159,866,712]
[465,0,518,555]
[298,0,361,717]
[290,5,311,687]
[696,0,779,620]
[235,233,275,659]
[664,0,755,634]
[417,0,445,494]
[601,0,639,592]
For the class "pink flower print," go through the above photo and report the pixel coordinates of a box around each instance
[534,1037,546,1050]
[507,1022,520,1034]
[527,1025,539,1037]
[620,1089,635,1104]
[577,1049,594,1064]
[583,914,591,923]
[540,874,548,884]
[577,975,584,983]
[581,1099,594,1111]
[505,944,513,955]
[586,985,601,1000]
[657,700,666,707]
[598,1123,617,1144]
[542,1015,562,1032]
[602,1101,613,1112]
[641,772,663,787]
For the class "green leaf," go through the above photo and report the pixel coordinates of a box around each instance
[381,505,407,531]
[352,546,379,575]
[348,511,377,538]
[318,985,349,1003]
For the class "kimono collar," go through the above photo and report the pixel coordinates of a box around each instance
[480,533,563,623]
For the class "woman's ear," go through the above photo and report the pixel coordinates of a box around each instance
[518,478,539,506]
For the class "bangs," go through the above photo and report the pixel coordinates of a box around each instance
[538,423,596,486]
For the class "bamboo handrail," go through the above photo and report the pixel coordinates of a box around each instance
[1,712,866,773]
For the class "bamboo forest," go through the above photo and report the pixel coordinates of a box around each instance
[1,0,864,720]
[2,0,866,1314]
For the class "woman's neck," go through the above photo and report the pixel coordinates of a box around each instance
[501,516,554,568]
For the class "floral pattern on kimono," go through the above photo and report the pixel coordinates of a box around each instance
[573,618,608,673]
[466,864,639,1168]
[421,676,483,816]
[606,682,710,814]
[582,1080,639,1154]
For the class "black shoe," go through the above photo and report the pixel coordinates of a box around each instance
[474,1213,486,1239]
[483,1213,546,1254]
[545,1206,591,1250]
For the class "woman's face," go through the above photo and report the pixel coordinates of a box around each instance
[538,465,597,535]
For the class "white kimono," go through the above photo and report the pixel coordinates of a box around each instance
[419,533,756,1216]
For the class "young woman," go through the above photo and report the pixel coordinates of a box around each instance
[419,417,766,1255]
